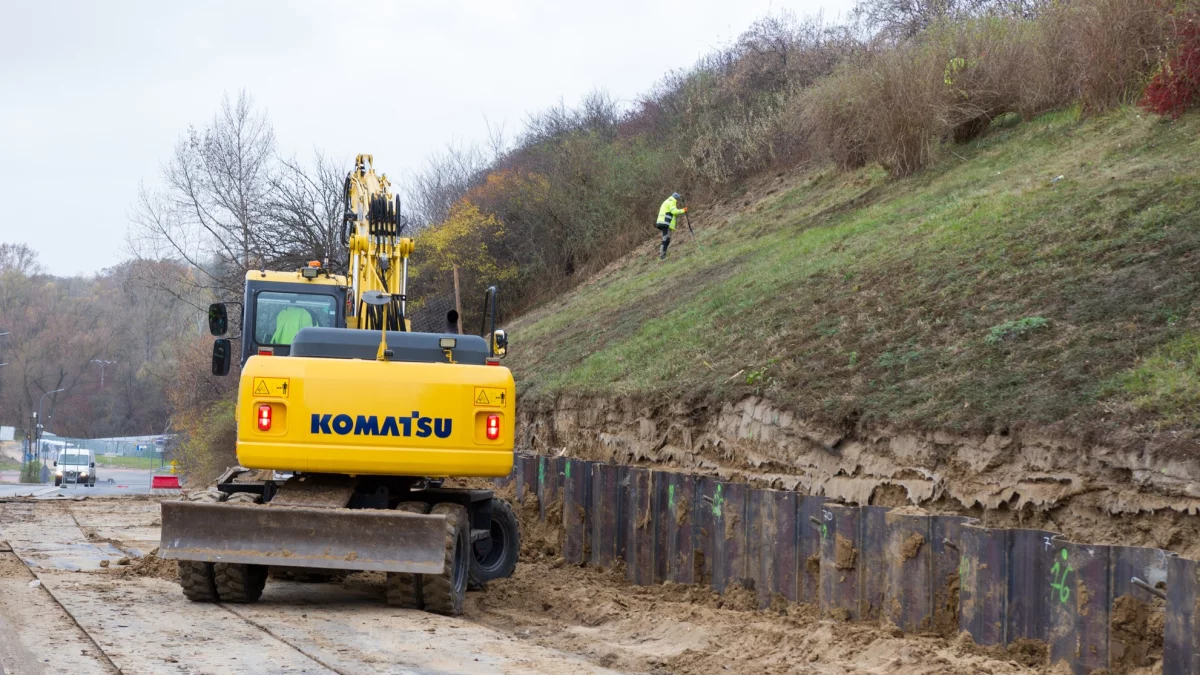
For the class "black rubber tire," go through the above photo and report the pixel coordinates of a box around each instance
[53,478,61,487]
[386,501,429,609]
[178,490,224,602]
[469,498,520,589]
[422,503,469,616]
[213,491,268,603]
[214,560,268,603]
[179,558,219,602]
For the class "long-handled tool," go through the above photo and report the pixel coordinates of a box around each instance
[684,210,695,238]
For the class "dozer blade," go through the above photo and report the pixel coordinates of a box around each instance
[159,501,447,574]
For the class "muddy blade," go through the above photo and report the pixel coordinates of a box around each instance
[159,501,447,574]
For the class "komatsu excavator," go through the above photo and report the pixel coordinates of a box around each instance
[159,155,518,616]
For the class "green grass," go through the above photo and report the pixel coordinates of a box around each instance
[509,108,1200,435]
[95,455,164,470]
[0,457,19,471]
[1111,333,1200,427]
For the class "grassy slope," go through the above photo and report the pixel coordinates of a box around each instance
[509,109,1200,439]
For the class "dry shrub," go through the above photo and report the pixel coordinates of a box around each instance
[803,66,873,170]
[802,0,1177,176]
[1063,0,1170,112]
[163,334,239,485]
[806,42,947,176]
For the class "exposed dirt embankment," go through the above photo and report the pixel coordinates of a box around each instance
[518,394,1200,557]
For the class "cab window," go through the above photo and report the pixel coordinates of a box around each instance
[255,292,337,346]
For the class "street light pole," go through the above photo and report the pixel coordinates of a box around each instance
[89,359,117,388]
[36,388,65,479]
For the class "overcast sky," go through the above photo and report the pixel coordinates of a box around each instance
[1,0,854,277]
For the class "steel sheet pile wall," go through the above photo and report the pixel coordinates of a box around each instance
[499,454,1199,674]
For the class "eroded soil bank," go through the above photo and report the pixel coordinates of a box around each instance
[517,394,1200,558]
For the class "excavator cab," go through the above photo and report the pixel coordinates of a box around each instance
[209,265,348,373]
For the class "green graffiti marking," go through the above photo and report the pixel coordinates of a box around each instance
[712,484,724,518]
[1049,548,1073,603]
[668,484,676,509]
[538,460,545,487]
[958,555,969,579]
[565,461,571,479]
[821,523,828,539]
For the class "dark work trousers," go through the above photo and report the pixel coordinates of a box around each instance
[656,224,672,258]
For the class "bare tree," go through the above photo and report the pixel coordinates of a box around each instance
[402,142,490,228]
[854,0,1050,39]
[0,243,43,276]
[266,153,350,274]
[130,91,276,299]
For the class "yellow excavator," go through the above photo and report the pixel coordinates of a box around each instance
[160,155,518,615]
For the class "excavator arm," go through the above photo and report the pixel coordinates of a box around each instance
[342,153,412,331]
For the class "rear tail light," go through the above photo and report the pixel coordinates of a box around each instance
[486,414,500,440]
[257,404,272,431]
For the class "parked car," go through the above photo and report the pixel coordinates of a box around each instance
[53,449,96,487]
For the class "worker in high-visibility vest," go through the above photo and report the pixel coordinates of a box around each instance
[655,193,687,260]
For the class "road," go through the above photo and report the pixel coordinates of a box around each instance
[0,497,614,674]
[0,468,156,499]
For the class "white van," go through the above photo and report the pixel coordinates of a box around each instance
[54,448,96,487]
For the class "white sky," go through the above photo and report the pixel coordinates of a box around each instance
[0,0,854,277]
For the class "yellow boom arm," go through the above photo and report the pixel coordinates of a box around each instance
[343,154,413,330]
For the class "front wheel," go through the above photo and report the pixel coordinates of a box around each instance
[469,499,519,588]
[421,503,469,616]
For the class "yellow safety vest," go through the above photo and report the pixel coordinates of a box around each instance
[657,196,685,231]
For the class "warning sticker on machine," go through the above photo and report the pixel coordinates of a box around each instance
[474,387,507,406]
[253,377,290,398]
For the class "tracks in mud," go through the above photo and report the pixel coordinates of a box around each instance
[0,498,609,675]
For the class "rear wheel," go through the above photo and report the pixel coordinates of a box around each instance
[422,503,469,616]
[178,490,224,602]
[213,492,268,603]
[386,501,429,609]
[469,498,520,589]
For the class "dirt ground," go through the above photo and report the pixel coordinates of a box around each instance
[0,495,1165,674]
[460,495,1085,675]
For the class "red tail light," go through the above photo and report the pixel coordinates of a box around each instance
[486,414,500,440]
[257,404,272,431]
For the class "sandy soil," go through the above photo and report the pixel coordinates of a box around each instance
[0,551,115,675]
[462,501,1059,675]
[0,498,613,674]
[0,495,1166,674]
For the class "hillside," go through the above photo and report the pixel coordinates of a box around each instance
[509,109,1200,451]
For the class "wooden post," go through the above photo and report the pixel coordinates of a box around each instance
[452,265,464,334]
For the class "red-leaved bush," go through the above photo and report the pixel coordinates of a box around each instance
[1141,11,1200,118]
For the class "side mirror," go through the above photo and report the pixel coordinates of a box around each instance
[52,461,57,467]
[208,303,229,336]
[89,462,95,468]
[446,309,460,334]
[212,339,232,376]
[492,329,508,358]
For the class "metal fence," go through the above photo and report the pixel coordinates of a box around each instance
[35,434,172,460]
